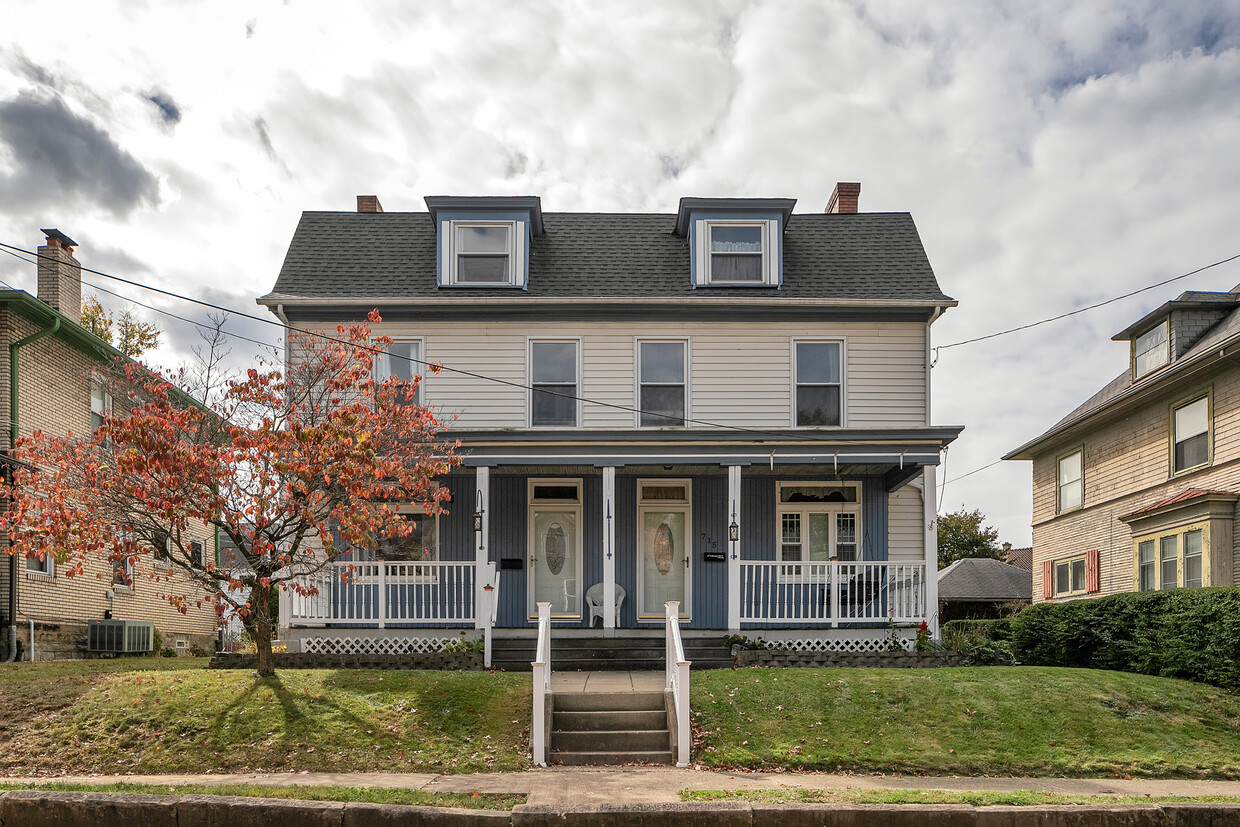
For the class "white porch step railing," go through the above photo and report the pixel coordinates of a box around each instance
[739,561,927,626]
[665,601,691,768]
[285,560,477,627]
[531,602,551,767]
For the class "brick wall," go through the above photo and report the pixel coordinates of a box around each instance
[1030,358,1240,602]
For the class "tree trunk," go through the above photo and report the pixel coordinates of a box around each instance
[249,581,275,678]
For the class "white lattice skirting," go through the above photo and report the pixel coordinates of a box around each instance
[301,636,456,656]
[775,636,913,653]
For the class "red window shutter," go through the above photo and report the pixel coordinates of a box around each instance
[1086,549,1100,593]
[1042,560,1053,600]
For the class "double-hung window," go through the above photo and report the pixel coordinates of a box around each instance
[1135,524,1208,591]
[1172,395,1210,473]
[794,341,842,426]
[25,540,53,578]
[452,222,516,285]
[1057,450,1083,513]
[775,483,861,578]
[113,556,133,589]
[1133,320,1169,379]
[91,385,112,432]
[708,223,765,283]
[530,340,579,427]
[1054,555,1087,596]
[375,339,423,404]
[637,340,687,427]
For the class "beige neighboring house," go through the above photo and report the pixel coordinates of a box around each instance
[1005,286,1240,603]
[0,230,218,662]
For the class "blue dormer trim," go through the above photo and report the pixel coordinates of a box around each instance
[676,198,795,289]
[425,196,544,290]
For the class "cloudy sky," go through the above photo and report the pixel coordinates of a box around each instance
[1,1,1238,544]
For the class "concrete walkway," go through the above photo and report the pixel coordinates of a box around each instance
[13,769,1240,807]
[550,670,664,693]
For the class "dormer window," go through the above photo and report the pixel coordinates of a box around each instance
[676,197,793,289]
[1133,320,1169,379]
[454,222,515,285]
[708,223,765,283]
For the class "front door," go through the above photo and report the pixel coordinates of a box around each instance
[528,479,583,619]
[637,479,691,621]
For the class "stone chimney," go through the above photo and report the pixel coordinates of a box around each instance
[37,228,82,318]
[825,182,861,214]
[356,195,384,213]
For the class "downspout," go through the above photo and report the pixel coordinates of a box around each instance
[5,315,61,662]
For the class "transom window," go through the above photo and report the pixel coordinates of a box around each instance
[455,223,513,284]
[1172,395,1209,473]
[1054,555,1087,596]
[1133,320,1169,379]
[530,340,579,427]
[375,339,423,404]
[1057,450,1083,513]
[1136,524,1207,592]
[638,340,687,427]
[775,482,862,570]
[794,341,842,426]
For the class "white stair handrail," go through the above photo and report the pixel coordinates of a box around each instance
[531,601,551,767]
[482,563,499,669]
[664,601,691,768]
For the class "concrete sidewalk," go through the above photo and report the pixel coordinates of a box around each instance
[13,768,1240,807]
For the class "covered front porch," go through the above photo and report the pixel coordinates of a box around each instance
[281,428,958,654]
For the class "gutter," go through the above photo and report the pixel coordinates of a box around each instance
[5,310,60,662]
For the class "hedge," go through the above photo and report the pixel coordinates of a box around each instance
[1009,587,1240,690]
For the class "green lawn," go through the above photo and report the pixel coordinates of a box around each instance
[683,789,1240,807]
[0,659,530,775]
[691,666,1240,777]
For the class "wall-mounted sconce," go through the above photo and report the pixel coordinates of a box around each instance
[473,489,485,550]
[729,499,739,559]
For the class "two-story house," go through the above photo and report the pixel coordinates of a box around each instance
[1005,286,1240,603]
[260,186,962,658]
[1,231,219,661]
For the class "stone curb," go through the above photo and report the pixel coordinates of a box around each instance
[5,790,1240,826]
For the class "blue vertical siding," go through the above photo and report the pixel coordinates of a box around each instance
[741,477,777,561]
[492,474,529,627]
[614,476,638,628]
[580,475,603,629]
[861,477,888,561]
[690,476,728,629]
[438,475,474,562]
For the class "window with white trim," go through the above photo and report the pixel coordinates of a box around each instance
[91,385,112,432]
[1057,450,1083,513]
[695,219,779,286]
[530,340,578,427]
[1133,320,1169,379]
[794,341,842,426]
[375,339,423,404]
[1135,524,1208,592]
[25,540,54,579]
[775,483,862,575]
[637,340,686,427]
[112,555,134,589]
[1053,554,1087,597]
[1172,395,1210,473]
[447,221,518,286]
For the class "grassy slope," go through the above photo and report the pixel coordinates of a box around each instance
[0,659,530,775]
[692,666,1240,778]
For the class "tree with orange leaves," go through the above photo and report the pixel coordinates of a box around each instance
[2,312,457,676]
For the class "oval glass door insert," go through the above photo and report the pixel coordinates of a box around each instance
[544,522,566,575]
[654,521,674,575]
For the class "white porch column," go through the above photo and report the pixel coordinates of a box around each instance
[727,465,742,632]
[474,466,491,631]
[602,466,617,632]
[923,465,939,639]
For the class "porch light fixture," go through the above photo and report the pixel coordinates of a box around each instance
[473,489,485,549]
[729,500,739,559]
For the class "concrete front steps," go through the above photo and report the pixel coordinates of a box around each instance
[550,690,673,765]
[492,633,733,672]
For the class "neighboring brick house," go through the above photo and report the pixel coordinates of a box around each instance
[0,230,218,661]
[1005,286,1240,603]
[1001,543,1032,571]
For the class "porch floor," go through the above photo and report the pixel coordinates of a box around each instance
[550,671,664,693]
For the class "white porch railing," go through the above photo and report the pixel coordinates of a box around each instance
[531,602,551,767]
[739,561,927,626]
[665,601,691,768]
[285,560,478,627]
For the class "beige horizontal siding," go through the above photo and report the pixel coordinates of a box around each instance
[296,320,929,430]
[888,482,926,563]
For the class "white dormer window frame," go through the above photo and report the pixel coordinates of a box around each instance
[443,220,524,287]
[694,219,779,287]
[1133,319,1170,380]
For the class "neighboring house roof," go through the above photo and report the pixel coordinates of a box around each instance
[1003,546,1033,571]
[1004,294,1240,460]
[1118,488,1240,523]
[260,211,955,304]
[937,557,1033,602]
[0,288,131,364]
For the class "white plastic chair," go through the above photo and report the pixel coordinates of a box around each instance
[586,583,626,627]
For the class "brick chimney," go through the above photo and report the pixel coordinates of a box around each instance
[356,195,384,213]
[37,228,82,317]
[825,182,861,214]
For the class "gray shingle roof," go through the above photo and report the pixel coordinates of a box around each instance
[937,558,1032,602]
[264,211,953,302]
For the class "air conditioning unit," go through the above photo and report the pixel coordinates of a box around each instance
[87,620,155,654]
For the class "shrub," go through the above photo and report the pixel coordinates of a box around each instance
[150,627,164,656]
[160,648,178,658]
[1010,587,1240,690]
[941,619,1013,648]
